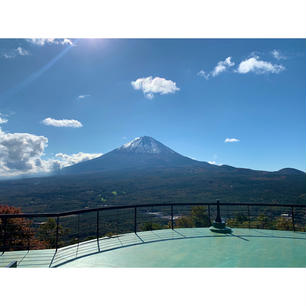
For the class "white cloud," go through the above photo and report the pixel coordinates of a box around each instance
[225,138,240,143]
[271,49,286,60]
[197,70,210,80]
[2,53,14,59]
[145,93,154,100]
[1,47,30,59]
[198,54,286,79]
[55,152,102,167]
[62,39,73,45]
[131,76,180,99]
[16,47,30,56]
[208,161,222,166]
[0,127,102,177]
[42,118,83,128]
[77,94,91,100]
[211,57,235,77]
[237,56,285,74]
[197,57,234,80]
[28,38,74,46]
[0,128,49,176]
[0,114,8,124]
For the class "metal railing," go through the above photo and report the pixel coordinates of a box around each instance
[1,202,305,252]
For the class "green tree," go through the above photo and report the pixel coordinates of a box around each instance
[274,217,292,231]
[38,218,67,248]
[254,214,272,229]
[227,218,238,227]
[175,216,194,228]
[175,206,211,228]
[191,206,210,227]
[140,222,164,231]
[227,213,249,228]
[235,213,248,223]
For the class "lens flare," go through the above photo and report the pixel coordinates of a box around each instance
[0,42,75,106]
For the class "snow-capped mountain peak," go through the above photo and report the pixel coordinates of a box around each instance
[118,136,175,154]
[61,135,202,175]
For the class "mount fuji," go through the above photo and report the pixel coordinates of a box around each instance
[61,136,210,175]
[60,136,305,177]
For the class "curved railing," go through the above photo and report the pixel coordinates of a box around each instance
[1,202,306,252]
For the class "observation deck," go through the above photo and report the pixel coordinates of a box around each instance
[1,202,306,267]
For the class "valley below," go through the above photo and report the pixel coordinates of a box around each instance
[0,166,305,213]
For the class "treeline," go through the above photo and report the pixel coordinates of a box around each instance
[0,168,305,214]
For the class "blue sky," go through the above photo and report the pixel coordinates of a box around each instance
[0,38,305,177]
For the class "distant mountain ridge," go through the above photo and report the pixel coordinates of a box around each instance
[60,136,305,176]
[276,168,305,175]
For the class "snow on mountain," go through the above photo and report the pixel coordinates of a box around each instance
[117,136,176,154]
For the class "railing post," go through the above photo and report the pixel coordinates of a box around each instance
[208,205,211,226]
[27,217,31,251]
[27,233,30,251]
[134,207,137,233]
[248,205,251,229]
[171,205,174,230]
[77,214,80,243]
[55,216,59,251]
[2,217,7,253]
[291,206,295,232]
[96,210,100,243]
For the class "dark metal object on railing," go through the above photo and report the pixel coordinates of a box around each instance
[209,200,232,234]
[6,261,17,268]
[215,201,222,223]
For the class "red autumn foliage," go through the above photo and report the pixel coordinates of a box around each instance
[0,205,47,251]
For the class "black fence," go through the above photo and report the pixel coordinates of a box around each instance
[1,202,305,252]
